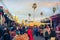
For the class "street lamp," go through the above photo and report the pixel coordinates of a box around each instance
[32,3,37,20]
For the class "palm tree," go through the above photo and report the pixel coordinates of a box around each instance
[40,12,43,22]
[53,7,56,13]
[51,7,56,25]
[28,13,31,20]
[32,3,37,20]
[32,3,37,10]
[25,20,28,22]
[40,12,43,16]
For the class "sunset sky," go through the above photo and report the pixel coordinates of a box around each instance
[0,0,60,22]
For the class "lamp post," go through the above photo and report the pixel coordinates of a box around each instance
[32,3,37,21]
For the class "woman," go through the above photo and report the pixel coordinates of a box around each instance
[27,27,34,40]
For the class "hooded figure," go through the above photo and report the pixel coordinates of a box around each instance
[27,26,34,40]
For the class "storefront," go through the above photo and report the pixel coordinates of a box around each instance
[50,14,60,28]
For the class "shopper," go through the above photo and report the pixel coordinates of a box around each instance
[27,26,34,40]
[50,28,56,40]
[43,25,50,40]
[3,28,11,40]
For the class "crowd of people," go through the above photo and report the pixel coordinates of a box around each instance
[0,21,57,40]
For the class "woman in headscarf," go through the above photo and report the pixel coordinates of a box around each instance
[27,26,34,40]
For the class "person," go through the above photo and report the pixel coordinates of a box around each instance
[16,27,20,35]
[27,26,34,40]
[45,30,49,40]
[0,28,4,40]
[43,25,50,40]
[50,28,56,40]
[0,36,3,40]
[3,28,11,40]
[10,27,16,39]
[19,27,23,35]
[22,26,26,34]
[0,25,4,40]
[0,25,4,36]
[39,27,43,36]
[34,27,39,36]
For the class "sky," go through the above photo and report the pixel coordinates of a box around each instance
[0,0,60,22]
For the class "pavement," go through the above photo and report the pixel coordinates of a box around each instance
[33,35,45,40]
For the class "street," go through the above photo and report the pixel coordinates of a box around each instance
[0,0,60,40]
[34,35,45,40]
